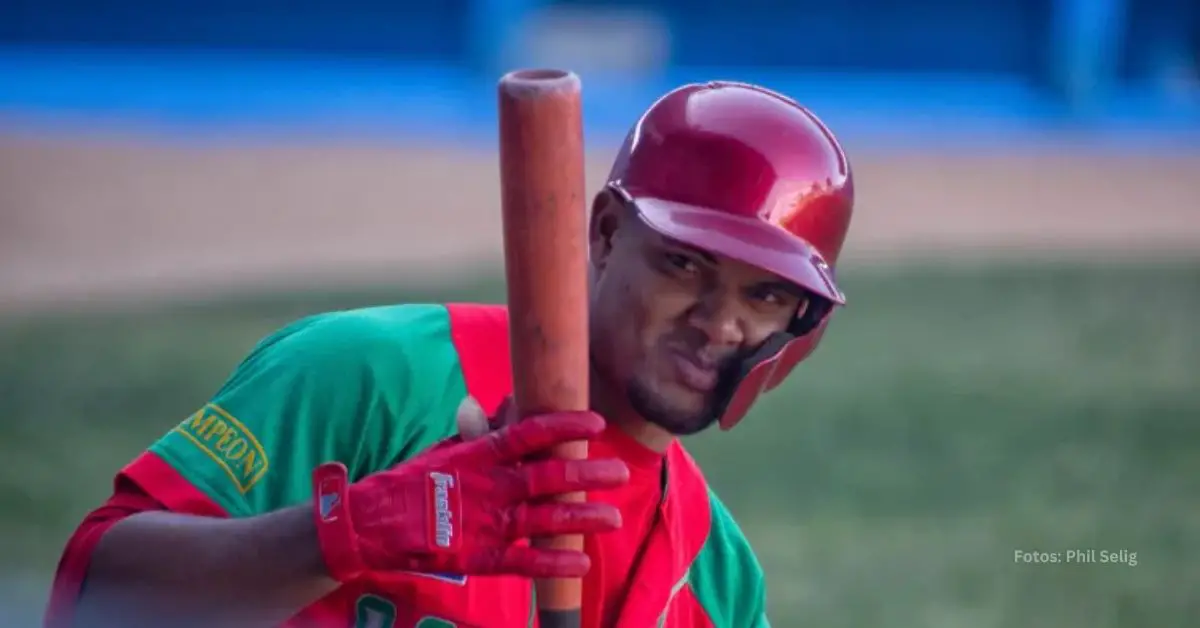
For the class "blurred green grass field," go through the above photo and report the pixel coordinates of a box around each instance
[2,261,1198,627]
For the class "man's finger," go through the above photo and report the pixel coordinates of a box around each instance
[496,546,592,579]
[455,396,490,441]
[493,395,519,429]
[508,502,622,538]
[516,458,629,499]
[450,411,604,466]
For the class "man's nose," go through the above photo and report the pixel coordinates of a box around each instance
[688,291,746,347]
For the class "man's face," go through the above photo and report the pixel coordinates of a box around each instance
[588,195,809,435]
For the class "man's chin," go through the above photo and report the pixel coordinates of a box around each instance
[627,383,718,436]
[651,413,718,436]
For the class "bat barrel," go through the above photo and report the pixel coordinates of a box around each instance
[497,68,589,628]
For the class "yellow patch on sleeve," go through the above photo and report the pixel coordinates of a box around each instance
[175,403,270,493]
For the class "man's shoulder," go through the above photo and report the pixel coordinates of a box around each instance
[221,302,508,419]
[252,302,508,368]
[673,452,768,626]
[257,301,515,419]
[702,487,760,563]
[664,444,764,573]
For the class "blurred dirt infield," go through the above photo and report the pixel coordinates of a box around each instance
[2,129,1199,311]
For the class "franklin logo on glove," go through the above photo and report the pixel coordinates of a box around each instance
[428,471,459,549]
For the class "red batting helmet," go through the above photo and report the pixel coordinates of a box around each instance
[605,80,854,430]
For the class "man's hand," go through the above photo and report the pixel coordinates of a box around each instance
[312,408,625,583]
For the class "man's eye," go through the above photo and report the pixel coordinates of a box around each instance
[751,287,785,305]
[665,253,698,273]
[751,286,802,309]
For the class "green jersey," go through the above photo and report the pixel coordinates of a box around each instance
[94,303,770,627]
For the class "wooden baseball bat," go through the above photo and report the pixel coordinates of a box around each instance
[497,69,590,628]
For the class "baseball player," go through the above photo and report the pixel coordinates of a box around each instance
[45,81,853,628]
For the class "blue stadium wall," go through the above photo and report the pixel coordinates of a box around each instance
[1,0,1197,143]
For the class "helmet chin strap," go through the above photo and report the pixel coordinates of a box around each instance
[707,295,834,426]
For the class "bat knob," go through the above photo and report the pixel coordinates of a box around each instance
[499,69,581,100]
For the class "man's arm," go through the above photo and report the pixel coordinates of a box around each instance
[49,307,457,627]
[70,410,623,628]
[76,504,336,628]
[77,396,510,627]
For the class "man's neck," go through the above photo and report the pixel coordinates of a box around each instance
[611,417,674,453]
[589,367,675,454]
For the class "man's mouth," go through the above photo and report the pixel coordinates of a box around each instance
[669,349,720,392]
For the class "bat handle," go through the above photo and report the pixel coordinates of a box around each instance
[538,609,582,628]
[497,66,589,628]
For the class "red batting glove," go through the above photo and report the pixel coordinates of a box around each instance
[312,410,627,582]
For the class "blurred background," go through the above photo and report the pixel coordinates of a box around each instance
[2,0,1199,626]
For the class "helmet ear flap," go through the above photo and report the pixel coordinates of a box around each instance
[790,295,833,337]
[708,330,793,424]
[708,294,836,431]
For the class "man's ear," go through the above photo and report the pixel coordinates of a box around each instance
[588,190,624,272]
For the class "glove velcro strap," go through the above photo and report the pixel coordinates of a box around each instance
[312,461,367,583]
